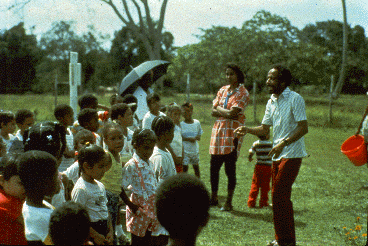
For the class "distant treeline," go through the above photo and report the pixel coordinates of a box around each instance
[1,11,367,95]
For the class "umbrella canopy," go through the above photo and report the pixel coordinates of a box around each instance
[119,60,171,96]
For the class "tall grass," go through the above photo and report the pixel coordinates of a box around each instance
[1,92,368,245]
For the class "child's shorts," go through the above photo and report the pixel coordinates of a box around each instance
[183,153,199,166]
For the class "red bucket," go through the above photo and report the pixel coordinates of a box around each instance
[341,135,367,166]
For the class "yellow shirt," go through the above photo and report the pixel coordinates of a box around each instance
[100,151,122,195]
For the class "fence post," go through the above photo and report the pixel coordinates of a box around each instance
[186,74,190,103]
[329,75,335,124]
[253,80,257,124]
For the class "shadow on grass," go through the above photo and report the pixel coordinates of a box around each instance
[227,209,308,228]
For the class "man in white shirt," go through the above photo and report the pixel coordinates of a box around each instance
[235,65,308,246]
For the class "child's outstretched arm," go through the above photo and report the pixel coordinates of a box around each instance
[119,189,140,214]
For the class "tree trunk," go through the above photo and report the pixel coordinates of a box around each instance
[332,0,348,98]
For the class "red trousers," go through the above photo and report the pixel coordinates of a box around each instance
[247,164,272,207]
[272,158,302,246]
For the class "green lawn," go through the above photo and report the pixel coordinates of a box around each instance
[1,92,368,245]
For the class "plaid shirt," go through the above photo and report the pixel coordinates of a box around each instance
[209,84,249,155]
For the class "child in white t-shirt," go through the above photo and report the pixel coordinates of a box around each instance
[167,103,184,173]
[63,129,96,185]
[180,103,203,178]
[142,93,166,130]
[71,143,113,245]
[19,151,61,244]
[150,116,177,184]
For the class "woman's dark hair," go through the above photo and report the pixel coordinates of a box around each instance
[54,104,73,120]
[23,121,66,160]
[101,122,123,140]
[77,109,98,128]
[18,150,58,194]
[49,201,91,245]
[73,129,95,147]
[226,63,245,84]
[15,109,34,124]
[0,111,15,128]
[0,154,22,184]
[131,129,157,147]
[78,143,106,172]
[151,116,175,137]
[271,64,293,86]
[110,103,130,121]
[78,94,98,110]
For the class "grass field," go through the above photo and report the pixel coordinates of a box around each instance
[1,92,368,245]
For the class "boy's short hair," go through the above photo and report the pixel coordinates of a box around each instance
[24,121,66,160]
[151,116,174,137]
[77,109,98,129]
[54,104,73,120]
[18,150,58,195]
[155,173,210,239]
[0,154,22,183]
[146,92,161,106]
[0,111,15,128]
[49,201,90,245]
[167,103,181,115]
[110,103,130,121]
[15,109,34,124]
[78,94,98,109]
[182,102,193,110]
[122,94,138,113]
[73,129,95,147]
[131,129,156,147]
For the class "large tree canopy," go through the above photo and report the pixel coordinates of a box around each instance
[0,23,42,94]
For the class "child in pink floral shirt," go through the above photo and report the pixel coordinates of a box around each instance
[120,129,164,246]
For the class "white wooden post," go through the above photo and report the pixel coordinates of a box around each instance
[69,52,81,120]
[253,80,257,123]
[186,74,190,103]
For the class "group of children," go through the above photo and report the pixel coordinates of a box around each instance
[0,91,209,246]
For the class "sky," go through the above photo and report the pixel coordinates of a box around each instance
[1,0,368,48]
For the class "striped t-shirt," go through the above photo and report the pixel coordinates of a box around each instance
[262,87,308,161]
[249,140,273,165]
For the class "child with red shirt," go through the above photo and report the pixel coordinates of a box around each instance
[0,154,27,245]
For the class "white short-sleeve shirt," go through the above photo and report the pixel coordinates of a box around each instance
[150,146,177,184]
[22,200,54,243]
[169,125,183,158]
[71,177,109,222]
[262,87,308,161]
[180,119,203,155]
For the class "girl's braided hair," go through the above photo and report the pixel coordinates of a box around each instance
[24,121,66,160]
